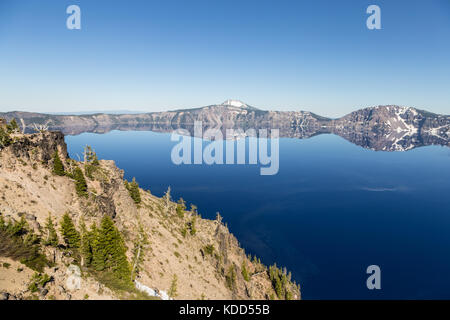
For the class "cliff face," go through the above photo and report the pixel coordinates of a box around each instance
[0,130,300,300]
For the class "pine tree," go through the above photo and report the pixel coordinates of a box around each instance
[52,151,65,176]
[125,178,141,204]
[169,274,178,298]
[83,145,99,165]
[0,127,12,148]
[241,261,250,281]
[176,198,186,219]
[44,214,58,246]
[60,212,80,248]
[83,145,100,179]
[73,167,88,197]
[6,118,19,133]
[189,216,197,235]
[131,225,148,279]
[96,216,131,284]
[79,218,92,266]
[88,224,102,270]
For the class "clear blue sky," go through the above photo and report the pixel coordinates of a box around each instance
[0,0,449,117]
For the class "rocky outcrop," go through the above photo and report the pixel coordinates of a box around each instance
[0,131,300,300]
[2,131,68,163]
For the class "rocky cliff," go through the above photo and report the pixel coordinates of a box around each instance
[0,129,300,300]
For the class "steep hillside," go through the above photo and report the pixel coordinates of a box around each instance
[0,124,300,300]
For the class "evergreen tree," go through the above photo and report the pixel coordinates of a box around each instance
[189,216,197,236]
[83,145,99,165]
[73,167,88,197]
[60,213,80,248]
[225,265,237,290]
[169,274,178,298]
[125,178,141,204]
[131,225,148,279]
[83,145,99,179]
[88,224,101,269]
[241,261,250,281]
[176,198,186,218]
[44,214,58,246]
[52,151,65,176]
[95,216,131,284]
[0,127,11,148]
[6,118,19,133]
[79,218,92,266]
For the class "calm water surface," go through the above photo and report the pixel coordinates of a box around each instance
[66,131,450,299]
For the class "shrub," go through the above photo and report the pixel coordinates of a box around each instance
[0,216,49,272]
[203,244,215,256]
[28,273,52,293]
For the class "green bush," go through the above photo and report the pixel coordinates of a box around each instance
[203,244,215,255]
[0,216,49,272]
[28,273,52,293]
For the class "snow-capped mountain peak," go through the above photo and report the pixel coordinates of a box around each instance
[221,99,248,108]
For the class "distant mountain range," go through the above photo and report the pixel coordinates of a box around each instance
[1,100,449,151]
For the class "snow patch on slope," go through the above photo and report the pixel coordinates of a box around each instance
[222,99,248,108]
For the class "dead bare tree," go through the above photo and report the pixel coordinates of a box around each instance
[19,118,27,134]
[32,120,52,133]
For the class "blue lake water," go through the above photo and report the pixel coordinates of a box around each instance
[66,131,450,299]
